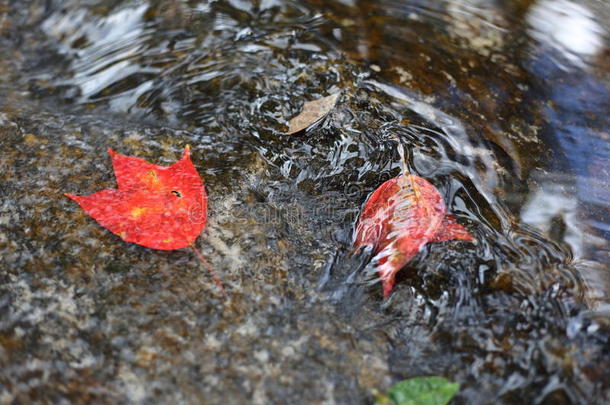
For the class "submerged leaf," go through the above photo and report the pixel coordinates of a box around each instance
[286,93,340,134]
[65,146,207,250]
[353,144,473,297]
[388,377,460,405]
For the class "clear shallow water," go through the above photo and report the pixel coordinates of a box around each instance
[1,0,609,404]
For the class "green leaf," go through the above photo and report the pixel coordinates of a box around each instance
[388,377,460,405]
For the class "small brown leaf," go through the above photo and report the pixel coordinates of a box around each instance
[286,93,340,134]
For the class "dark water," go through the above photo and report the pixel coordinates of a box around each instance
[1,0,609,404]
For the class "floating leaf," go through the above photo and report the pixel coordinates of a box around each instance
[353,143,473,298]
[387,377,460,405]
[286,93,340,134]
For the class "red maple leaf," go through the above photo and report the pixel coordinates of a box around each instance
[66,146,206,250]
[66,147,224,292]
[353,144,474,298]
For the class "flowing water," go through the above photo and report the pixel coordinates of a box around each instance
[1,0,609,404]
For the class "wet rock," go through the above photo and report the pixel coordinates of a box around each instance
[1,1,609,404]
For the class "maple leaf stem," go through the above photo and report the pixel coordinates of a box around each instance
[396,140,409,175]
[190,245,226,296]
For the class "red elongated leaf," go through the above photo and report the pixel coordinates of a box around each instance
[65,146,206,250]
[353,149,473,298]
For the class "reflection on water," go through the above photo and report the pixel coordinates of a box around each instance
[527,0,604,69]
[1,0,609,403]
[525,0,609,269]
[42,4,152,104]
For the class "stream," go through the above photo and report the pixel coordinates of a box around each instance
[1,1,609,404]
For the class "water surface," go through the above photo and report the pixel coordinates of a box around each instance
[1,1,609,404]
